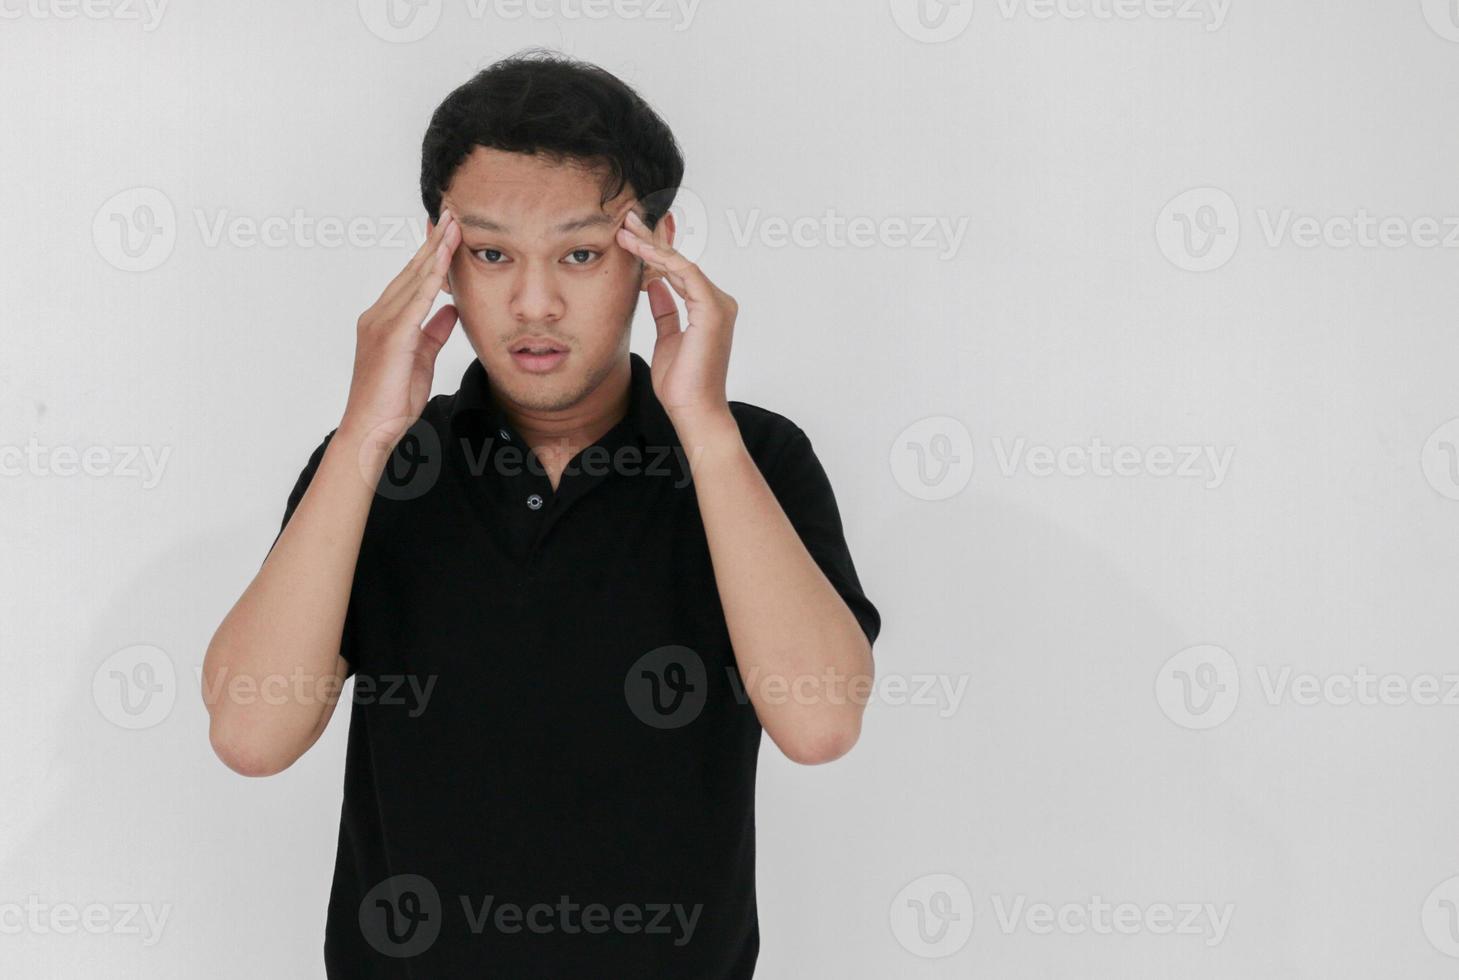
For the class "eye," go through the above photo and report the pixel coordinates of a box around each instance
[564,248,600,265]
[473,248,507,264]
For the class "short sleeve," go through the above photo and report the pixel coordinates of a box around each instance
[269,429,338,556]
[762,425,882,648]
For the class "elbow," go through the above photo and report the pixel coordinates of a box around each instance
[777,718,862,766]
[208,718,296,778]
[201,640,314,778]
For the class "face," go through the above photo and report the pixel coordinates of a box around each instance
[437,146,674,415]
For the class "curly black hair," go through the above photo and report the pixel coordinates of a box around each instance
[420,48,685,231]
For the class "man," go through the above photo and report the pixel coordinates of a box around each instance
[202,50,881,977]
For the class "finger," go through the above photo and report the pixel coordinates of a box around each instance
[380,209,457,312]
[411,222,461,312]
[645,278,680,340]
[419,303,458,357]
[616,224,715,309]
[390,218,461,332]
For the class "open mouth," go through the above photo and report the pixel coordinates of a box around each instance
[509,339,570,373]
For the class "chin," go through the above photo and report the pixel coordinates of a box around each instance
[504,373,591,413]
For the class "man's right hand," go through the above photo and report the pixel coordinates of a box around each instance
[342,208,462,457]
[201,209,462,778]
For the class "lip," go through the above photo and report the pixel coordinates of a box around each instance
[509,338,570,373]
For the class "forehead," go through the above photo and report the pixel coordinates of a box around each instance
[442,146,634,235]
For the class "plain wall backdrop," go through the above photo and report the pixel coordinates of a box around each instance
[5,0,1459,976]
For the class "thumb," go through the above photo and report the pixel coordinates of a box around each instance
[646,279,680,341]
[419,303,458,358]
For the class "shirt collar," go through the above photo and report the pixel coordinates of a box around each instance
[448,351,679,453]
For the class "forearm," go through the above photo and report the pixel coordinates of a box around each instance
[202,421,385,775]
[675,410,874,765]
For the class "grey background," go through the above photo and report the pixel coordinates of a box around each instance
[4,0,1459,976]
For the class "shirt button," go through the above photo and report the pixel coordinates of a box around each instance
[497,428,512,442]
[526,493,544,511]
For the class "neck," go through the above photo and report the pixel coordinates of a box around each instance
[497,356,632,462]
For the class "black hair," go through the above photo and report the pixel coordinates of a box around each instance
[420,48,685,231]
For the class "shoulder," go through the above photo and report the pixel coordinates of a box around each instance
[728,399,813,474]
[421,390,460,428]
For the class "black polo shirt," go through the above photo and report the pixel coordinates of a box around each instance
[273,351,880,978]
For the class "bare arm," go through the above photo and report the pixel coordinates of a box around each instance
[678,410,875,765]
[202,209,462,776]
[616,208,874,766]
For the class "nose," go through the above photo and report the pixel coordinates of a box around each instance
[508,259,565,324]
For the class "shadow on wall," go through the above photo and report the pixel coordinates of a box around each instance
[754,487,1295,978]
[3,517,346,978]
[6,490,1289,978]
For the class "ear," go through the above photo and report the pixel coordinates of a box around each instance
[638,210,677,291]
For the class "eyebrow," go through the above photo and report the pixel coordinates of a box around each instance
[453,212,619,235]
